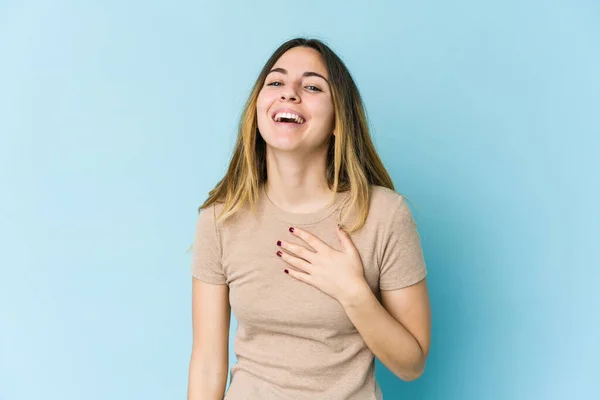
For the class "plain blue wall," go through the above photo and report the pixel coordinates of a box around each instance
[1,1,598,399]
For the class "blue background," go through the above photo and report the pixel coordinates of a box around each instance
[1,1,598,399]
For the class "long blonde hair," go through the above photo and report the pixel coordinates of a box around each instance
[198,37,396,234]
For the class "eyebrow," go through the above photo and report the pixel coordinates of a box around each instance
[267,67,329,84]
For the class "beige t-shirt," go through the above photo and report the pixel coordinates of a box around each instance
[191,184,427,400]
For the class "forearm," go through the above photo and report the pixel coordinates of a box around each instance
[187,352,228,400]
[339,283,426,381]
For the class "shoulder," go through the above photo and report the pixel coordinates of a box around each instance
[197,200,227,229]
[198,201,220,220]
[199,198,255,233]
[369,185,406,211]
[367,185,416,230]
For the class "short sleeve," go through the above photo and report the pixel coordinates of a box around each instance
[379,196,427,290]
[191,205,227,285]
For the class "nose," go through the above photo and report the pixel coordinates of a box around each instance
[280,85,300,102]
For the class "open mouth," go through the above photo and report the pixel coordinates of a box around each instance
[271,111,306,125]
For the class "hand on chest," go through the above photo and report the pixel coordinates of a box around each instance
[222,222,379,333]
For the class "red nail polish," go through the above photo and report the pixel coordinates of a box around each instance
[276,240,282,246]
[276,250,282,257]
[289,227,294,233]
[284,269,289,274]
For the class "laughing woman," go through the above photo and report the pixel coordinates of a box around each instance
[187,37,431,400]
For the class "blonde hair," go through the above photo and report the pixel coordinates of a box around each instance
[198,37,397,234]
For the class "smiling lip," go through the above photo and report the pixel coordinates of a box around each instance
[271,108,307,122]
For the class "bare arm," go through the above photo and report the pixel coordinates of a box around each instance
[340,278,431,381]
[187,278,231,400]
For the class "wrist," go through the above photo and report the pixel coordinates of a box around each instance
[339,279,372,309]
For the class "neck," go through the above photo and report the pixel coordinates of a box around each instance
[264,146,336,214]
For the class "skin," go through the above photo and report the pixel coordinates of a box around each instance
[256,46,337,213]
[278,226,431,380]
[257,46,431,380]
[188,47,431,400]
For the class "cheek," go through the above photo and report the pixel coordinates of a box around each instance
[256,94,266,113]
[256,92,274,128]
[257,89,276,109]
[312,100,335,125]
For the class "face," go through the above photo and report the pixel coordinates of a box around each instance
[256,46,335,152]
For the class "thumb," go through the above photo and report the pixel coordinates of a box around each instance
[337,224,353,253]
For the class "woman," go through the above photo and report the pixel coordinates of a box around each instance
[188,37,431,400]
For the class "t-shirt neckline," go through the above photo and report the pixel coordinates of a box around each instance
[260,183,349,225]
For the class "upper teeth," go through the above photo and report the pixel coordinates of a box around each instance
[274,112,304,124]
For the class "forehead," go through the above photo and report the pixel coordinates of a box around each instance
[272,47,328,77]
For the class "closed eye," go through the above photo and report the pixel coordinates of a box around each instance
[266,81,322,92]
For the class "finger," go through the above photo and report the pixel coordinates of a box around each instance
[277,250,313,273]
[289,226,329,253]
[337,224,358,255]
[278,240,315,263]
[284,267,313,285]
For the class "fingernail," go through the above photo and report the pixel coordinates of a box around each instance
[289,227,294,233]
[284,269,289,274]
[276,240,282,246]
[276,251,282,257]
